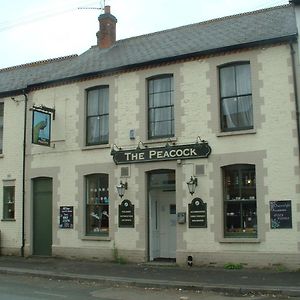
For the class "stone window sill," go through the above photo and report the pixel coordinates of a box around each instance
[82,144,111,151]
[81,235,111,241]
[145,137,177,145]
[219,237,260,243]
[217,129,256,137]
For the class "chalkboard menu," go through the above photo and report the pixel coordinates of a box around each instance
[59,206,73,229]
[119,199,135,228]
[188,198,207,228]
[270,200,292,229]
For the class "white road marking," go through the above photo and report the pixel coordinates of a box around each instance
[34,291,67,298]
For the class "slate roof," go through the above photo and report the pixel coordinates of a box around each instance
[0,4,297,97]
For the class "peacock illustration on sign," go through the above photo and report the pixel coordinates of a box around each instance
[32,110,51,146]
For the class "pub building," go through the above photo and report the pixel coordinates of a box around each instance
[0,2,300,269]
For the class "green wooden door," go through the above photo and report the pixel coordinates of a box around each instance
[33,177,53,256]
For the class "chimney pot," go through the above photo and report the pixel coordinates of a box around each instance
[104,5,111,14]
[97,6,117,49]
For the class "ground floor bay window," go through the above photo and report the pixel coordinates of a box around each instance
[86,174,109,236]
[223,164,257,238]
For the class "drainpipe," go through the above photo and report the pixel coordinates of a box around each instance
[290,42,300,159]
[21,90,28,257]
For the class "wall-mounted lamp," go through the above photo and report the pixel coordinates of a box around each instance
[187,176,198,195]
[116,181,128,198]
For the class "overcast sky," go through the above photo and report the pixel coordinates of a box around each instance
[0,0,289,69]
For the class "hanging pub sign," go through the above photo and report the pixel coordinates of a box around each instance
[32,110,51,146]
[31,105,55,147]
[188,198,207,228]
[270,200,292,229]
[119,199,135,228]
[59,206,74,229]
[111,140,211,165]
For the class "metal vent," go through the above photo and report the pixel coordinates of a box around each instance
[195,164,205,176]
[121,167,130,178]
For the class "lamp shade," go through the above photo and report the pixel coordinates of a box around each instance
[116,181,127,198]
[187,176,197,195]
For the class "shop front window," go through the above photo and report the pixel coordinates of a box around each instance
[3,186,15,220]
[223,164,257,238]
[86,174,109,236]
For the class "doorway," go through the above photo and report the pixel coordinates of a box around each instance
[148,170,176,261]
[33,177,53,256]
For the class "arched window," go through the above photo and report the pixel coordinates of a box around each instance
[223,164,257,238]
[219,62,253,131]
[147,75,174,139]
[86,174,109,236]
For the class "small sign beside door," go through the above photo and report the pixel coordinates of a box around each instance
[188,198,207,228]
[119,199,135,228]
[59,206,73,229]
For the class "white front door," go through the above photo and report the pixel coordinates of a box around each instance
[158,192,176,258]
[149,193,160,260]
[149,189,176,260]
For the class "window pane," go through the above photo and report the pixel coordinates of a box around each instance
[237,96,253,128]
[152,92,171,107]
[221,97,238,129]
[87,90,99,116]
[86,174,109,235]
[87,117,100,144]
[3,186,15,219]
[236,64,251,95]
[99,88,109,114]
[151,107,173,122]
[148,80,154,94]
[153,77,172,93]
[99,115,109,143]
[225,202,241,232]
[151,120,173,137]
[220,66,235,97]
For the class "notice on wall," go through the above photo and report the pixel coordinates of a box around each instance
[188,198,207,228]
[270,200,292,229]
[59,206,74,229]
[119,199,135,228]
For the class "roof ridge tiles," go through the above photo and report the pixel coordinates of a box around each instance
[0,54,78,73]
[115,4,292,44]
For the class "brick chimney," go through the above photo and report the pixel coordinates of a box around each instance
[96,6,117,49]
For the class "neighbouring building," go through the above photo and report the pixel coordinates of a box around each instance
[0,2,300,269]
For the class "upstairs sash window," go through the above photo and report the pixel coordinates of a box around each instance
[220,63,253,131]
[86,86,109,145]
[148,75,174,139]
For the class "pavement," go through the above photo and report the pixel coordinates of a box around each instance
[0,256,299,297]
